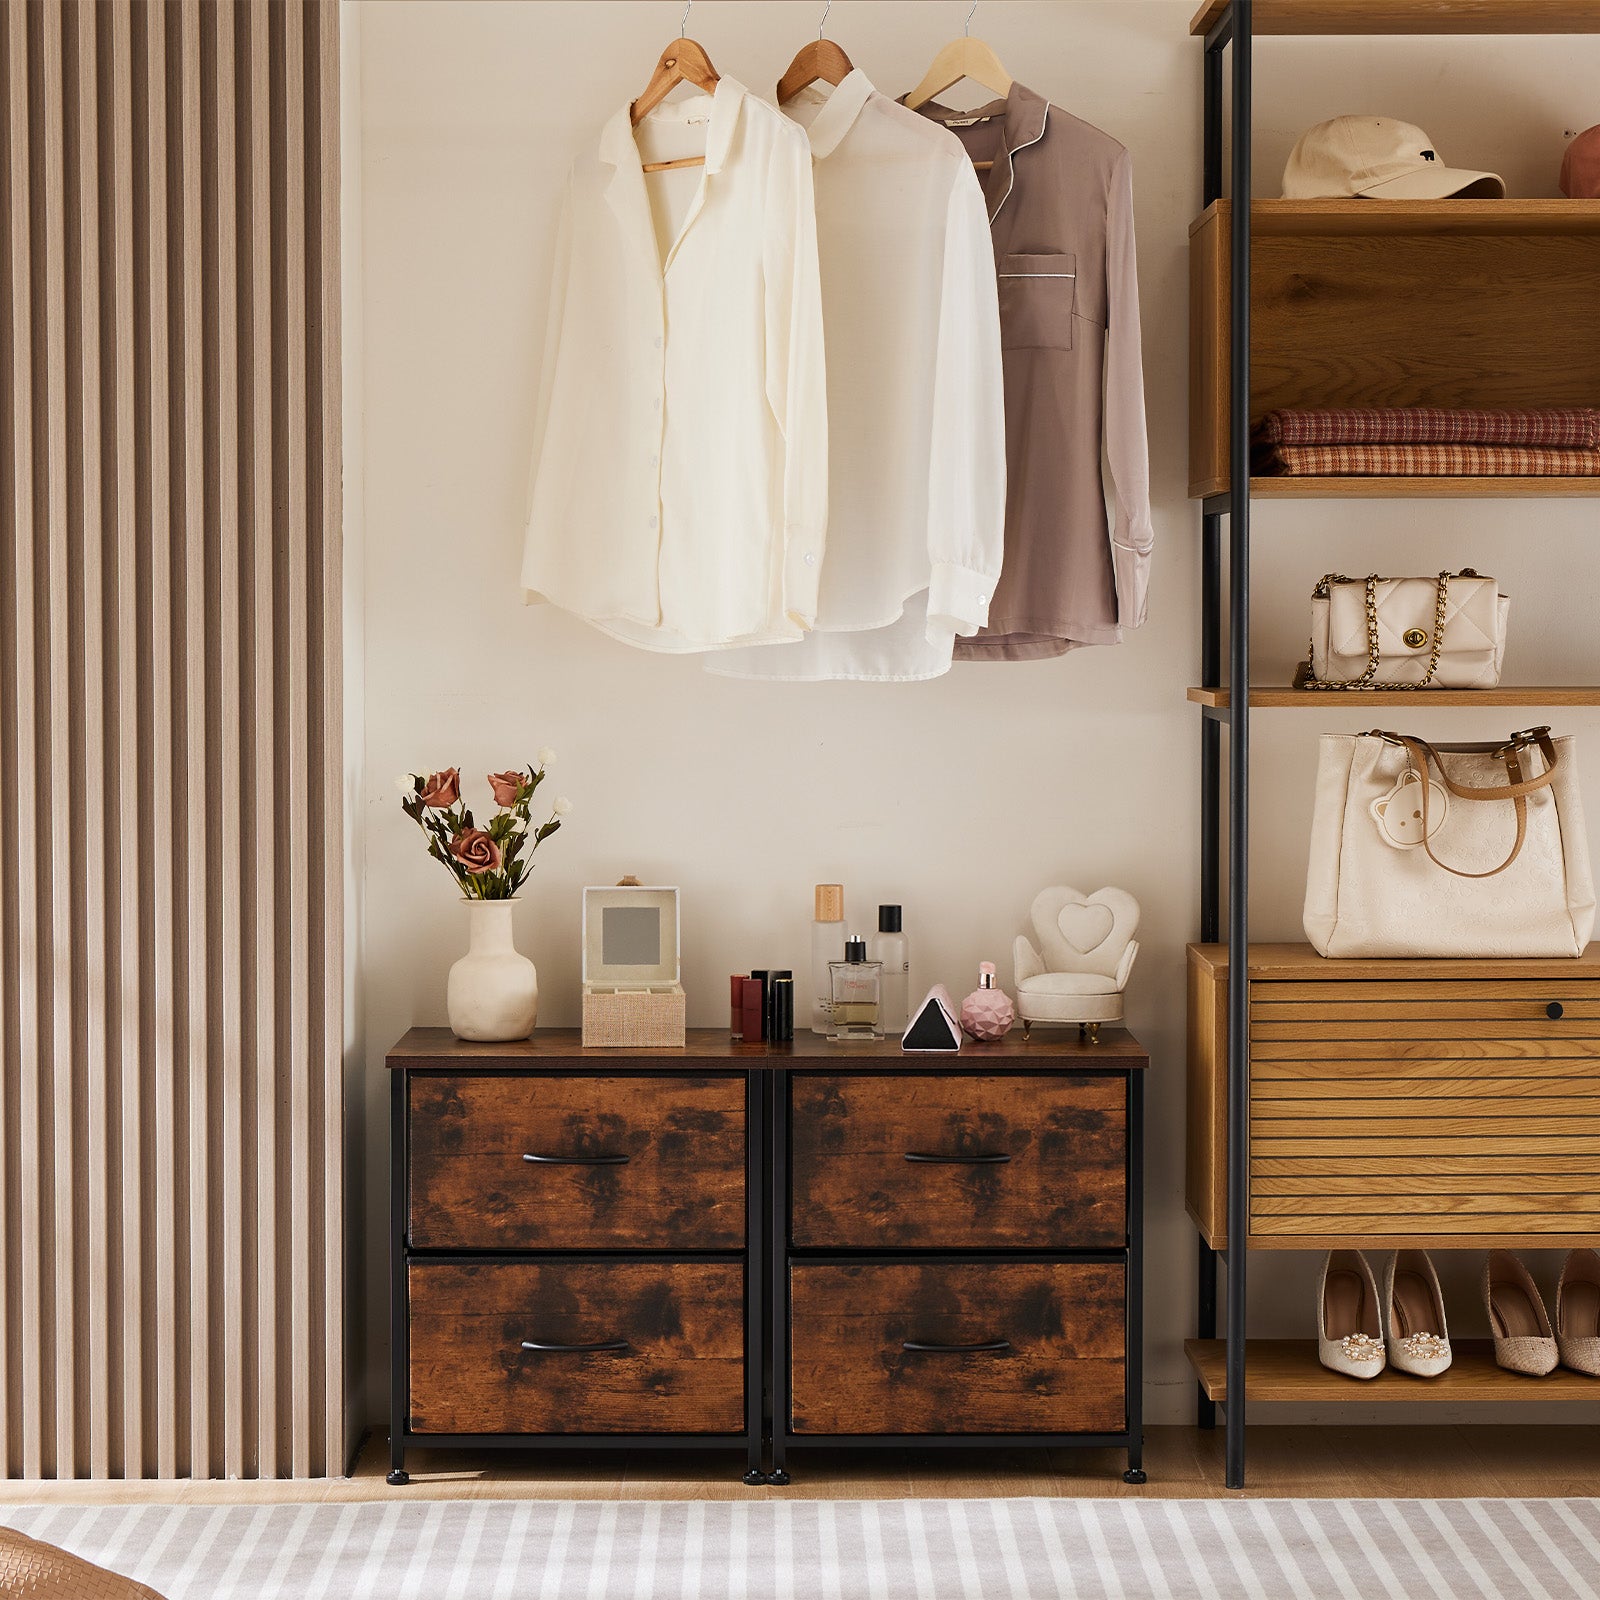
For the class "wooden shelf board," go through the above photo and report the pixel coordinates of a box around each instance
[1191,198,1600,239]
[1251,475,1599,499]
[1188,685,1600,708]
[1190,1,1600,36]
[1186,1338,1600,1402]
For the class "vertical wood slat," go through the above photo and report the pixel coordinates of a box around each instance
[0,0,341,1481]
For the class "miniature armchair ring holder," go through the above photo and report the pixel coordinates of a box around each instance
[1012,886,1140,1044]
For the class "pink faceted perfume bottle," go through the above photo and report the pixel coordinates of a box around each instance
[960,961,1015,1041]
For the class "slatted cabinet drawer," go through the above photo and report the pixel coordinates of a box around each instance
[789,1073,1127,1249]
[1187,947,1600,1249]
[789,1261,1126,1436]
[408,1073,745,1250]
[408,1260,745,1436]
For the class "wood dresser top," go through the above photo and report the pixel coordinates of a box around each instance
[388,1026,1148,1071]
[1189,942,1600,980]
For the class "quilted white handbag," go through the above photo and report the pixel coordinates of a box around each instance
[1304,727,1596,958]
[1301,570,1509,689]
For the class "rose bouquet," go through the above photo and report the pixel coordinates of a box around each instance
[398,751,570,900]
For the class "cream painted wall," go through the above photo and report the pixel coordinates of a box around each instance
[355,1,1600,1428]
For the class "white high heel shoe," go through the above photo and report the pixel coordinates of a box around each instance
[1382,1250,1452,1377]
[1318,1250,1386,1379]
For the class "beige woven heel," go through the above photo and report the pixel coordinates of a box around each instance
[1483,1251,1558,1377]
[1556,1248,1600,1377]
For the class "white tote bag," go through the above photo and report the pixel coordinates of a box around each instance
[1304,727,1596,959]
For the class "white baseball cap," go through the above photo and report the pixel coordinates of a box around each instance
[1284,116,1505,200]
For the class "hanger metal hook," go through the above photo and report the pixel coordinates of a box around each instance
[679,0,691,37]
[818,0,831,39]
[964,0,977,36]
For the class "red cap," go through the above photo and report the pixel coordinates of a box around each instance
[1561,125,1600,199]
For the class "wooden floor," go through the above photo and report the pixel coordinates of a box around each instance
[1,1427,1597,1504]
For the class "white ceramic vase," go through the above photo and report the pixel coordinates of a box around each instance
[447,898,538,1041]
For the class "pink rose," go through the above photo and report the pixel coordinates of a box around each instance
[487,769,524,808]
[418,767,460,809]
[449,828,502,875]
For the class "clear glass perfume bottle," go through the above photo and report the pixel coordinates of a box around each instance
[828,936,883,1041]
[868,904,910,1036]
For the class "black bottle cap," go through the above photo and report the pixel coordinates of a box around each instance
[845,936,867,964]
[878,905,902,934]
[769,968,792,980]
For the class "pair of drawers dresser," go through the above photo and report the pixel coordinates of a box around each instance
[387,1028,1147,1484]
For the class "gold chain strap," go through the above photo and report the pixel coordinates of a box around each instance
[1298,570,1466,692]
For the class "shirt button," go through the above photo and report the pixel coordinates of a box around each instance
[650,453,659,467]
[653,336,662,349]
[979,593,989,605]
[803,552,816,567]
[648,515,658,529]
[652,397,660,410]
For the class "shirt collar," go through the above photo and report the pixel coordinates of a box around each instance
[904,79,1050,220]
[788,68,877,160]
[600,74,746,177]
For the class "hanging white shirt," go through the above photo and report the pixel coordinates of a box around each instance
[709,70,1005,683]
[522,78,828,653]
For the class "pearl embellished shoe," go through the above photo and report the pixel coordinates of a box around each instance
[1484,1251,1558,1377]
[1318,1250,1386,1379]
[1556,1248,1600,1377]
[1381,1250,1452,1377]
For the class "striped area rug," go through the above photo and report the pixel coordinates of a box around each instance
[3,1497,1598,1599]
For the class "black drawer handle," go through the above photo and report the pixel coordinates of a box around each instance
[520,1338,630,1354]
[903,1151,1011,1165]
[522,1151,630,1166]
[901,1338,1012,1355]
[1548,1002,1565,1020]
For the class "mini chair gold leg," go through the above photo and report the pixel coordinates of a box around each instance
[1021,1019,1031,1040]
[1086,1022,1100,1045]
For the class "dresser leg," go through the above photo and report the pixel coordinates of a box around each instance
[1123,1439,1145,1485]
[387,1437,408,1486]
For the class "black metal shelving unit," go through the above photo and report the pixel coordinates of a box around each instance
[1190,0,1600,1492]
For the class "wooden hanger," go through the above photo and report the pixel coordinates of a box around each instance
[776,2,854,105]
[632,2,720,174]
[903,2,1013,170]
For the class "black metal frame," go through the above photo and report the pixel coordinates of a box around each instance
[1195,0,1252,1491]
[768,1066,1146,1486]
[386,1065,768,1486]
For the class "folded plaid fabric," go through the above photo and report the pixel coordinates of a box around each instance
[1255,407,1600,449]
[1256,442,1600,476]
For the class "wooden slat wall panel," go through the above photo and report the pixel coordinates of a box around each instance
[0,0,341,1480]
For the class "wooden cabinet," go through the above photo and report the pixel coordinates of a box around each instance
[388,1028,1146,1485]
[1187,943,1600,1250]
[387,1032,763,1486]
[774,1035,1147,1484]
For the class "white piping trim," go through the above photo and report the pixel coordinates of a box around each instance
[988,100,1050,224]
[997,271,1074,279]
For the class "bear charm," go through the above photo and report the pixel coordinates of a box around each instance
[1371,769,1449,848]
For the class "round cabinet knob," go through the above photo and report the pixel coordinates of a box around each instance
[1547,1001,1565,1020]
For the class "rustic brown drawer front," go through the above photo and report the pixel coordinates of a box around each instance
[1250,979,1600,1246]
[790,1074,1125,1249]
[790,1261,1125,1435]
[408,1260,744,1435]
[409,1074,744,1250]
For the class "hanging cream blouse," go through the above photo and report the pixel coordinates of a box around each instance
[709,71,1006,683]
[522,78,828,653]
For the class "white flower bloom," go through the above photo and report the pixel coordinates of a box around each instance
[538,747,557,768]
[395,773,418,795]
[553,796,573,816]
[510,816,528,834]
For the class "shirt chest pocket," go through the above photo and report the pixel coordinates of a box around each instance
[997,252,1077,351]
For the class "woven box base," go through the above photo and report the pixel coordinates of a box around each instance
[582,986,686,1048]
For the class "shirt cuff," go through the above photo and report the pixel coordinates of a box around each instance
[783,526,825,630]
[927,561,997,640]
[1112,531,1154,631]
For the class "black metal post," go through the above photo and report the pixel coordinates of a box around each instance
[1123,1069,1147,1483]
[1196,0,1229,1440]
[387,1070,410,1485]
[1225,0,1253,1494]
[744,1069,766,1484]
[769,1070,790,1486]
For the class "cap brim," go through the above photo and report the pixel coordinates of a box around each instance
[1359,166,1505,200]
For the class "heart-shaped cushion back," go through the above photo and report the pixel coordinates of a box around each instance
[1030,887,1140,980]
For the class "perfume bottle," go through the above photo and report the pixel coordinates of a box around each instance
[868,904,910,1035]
[960,961,1016,1041]
[828,936,883,1041]
[810,884,845,1033]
